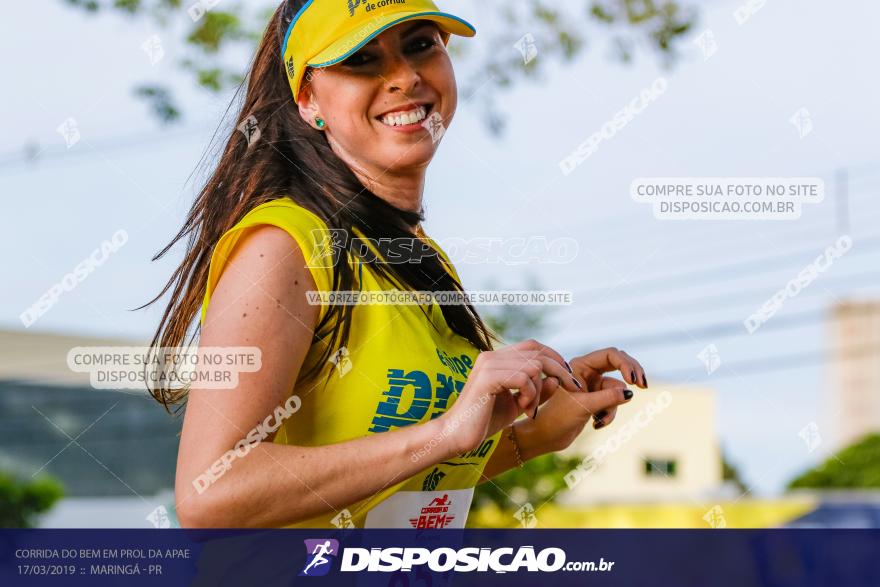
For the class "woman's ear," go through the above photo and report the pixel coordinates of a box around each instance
[296,84,321,130]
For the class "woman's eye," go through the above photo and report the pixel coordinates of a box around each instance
[341,36,436,67]
[406,37,437,54]
[343,51,375,67]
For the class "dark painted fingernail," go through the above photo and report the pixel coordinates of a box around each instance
[623,388,633,400]
[595,410,608,421]
[572,377,582,390]
[642,374,648,388]
[564,360,573,374]
[630,369,636,383]
[594,419,605,429]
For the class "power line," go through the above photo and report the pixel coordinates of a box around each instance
[501,173,880,245]
[555,302,860,358]
[569,235,880,303]
[598,196,880,260]
[554,268,880,326]
[578,307,826,351]
[0,121,220,170]
[653,343,880,383]
[554,167,877,323]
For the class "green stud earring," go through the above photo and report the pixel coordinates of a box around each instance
[315,116,326,129]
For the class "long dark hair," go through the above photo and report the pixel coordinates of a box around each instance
[141,0,496,413]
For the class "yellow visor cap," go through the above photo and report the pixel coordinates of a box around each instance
[282,0,476,103]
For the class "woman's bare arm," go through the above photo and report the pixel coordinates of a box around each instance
[174,226,460,528]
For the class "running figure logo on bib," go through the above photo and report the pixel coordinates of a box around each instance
[409,493,455,529]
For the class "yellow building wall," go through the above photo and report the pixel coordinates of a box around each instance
[469,498,818,529]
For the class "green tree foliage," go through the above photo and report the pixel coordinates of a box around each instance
[0,472,64,528]
[722,449,748,494]
[482,277,552,345]
[788,433,880,490]
[61,0,696,131]
[473,452,583,513]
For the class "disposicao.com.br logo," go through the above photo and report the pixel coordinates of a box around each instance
[299,540,614,575]
[300,539,340,577]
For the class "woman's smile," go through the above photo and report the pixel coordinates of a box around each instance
[376,102,434,132]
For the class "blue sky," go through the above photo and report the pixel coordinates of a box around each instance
[3,0,880,494]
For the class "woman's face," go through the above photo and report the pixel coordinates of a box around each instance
[298,20,457,175]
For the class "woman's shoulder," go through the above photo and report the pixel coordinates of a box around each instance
[201,197,337,326]
[235,196,329,233]
[229,197,338,268]
[219,196,335,262]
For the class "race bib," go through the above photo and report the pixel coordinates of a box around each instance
[363,488,474,529]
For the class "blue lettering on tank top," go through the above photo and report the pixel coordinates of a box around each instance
[367,349,475,433]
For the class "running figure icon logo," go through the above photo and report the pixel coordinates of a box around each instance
[299,539,340,577]
[409,493,455,528]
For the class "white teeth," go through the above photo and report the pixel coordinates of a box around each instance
[380,106,427,127]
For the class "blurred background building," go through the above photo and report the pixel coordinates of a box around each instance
[0,328,179,527]
[559,385,724,504]
[829,300,880,448]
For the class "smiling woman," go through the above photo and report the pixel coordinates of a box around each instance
[294,17,459,181]
[142,0,646,529]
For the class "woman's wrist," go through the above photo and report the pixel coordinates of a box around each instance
[480,417,554,481]
[414,412,466,463]
[511,417,554,462]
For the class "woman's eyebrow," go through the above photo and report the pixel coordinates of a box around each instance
[400,21,436,37]
[364,21,435,47]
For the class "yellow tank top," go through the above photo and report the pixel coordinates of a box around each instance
[200,197,501,528]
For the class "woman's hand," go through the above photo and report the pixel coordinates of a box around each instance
[521,347,648,455]
[571,346,647,429]
[438,339,580,456]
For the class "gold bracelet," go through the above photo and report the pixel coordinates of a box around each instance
[507,424,525,469]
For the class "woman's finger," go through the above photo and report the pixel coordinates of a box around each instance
[488,356,543,416]
[508,339,570,374]
[492,368,539,413]
[620,349,648,388]
[538,355,581,392]
[573,347,647,389]
[492,354,581,394]
[483,345,580,418]
[539,375,561,403]
[518,372,540,413]
[527,370,543,418]
[599,376,628,390]
[574,384,634,418]
[593,375,630,427]
[593,405,617,429]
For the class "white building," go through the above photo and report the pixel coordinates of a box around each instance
[828,299,880,449]
[558,385,723,505]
